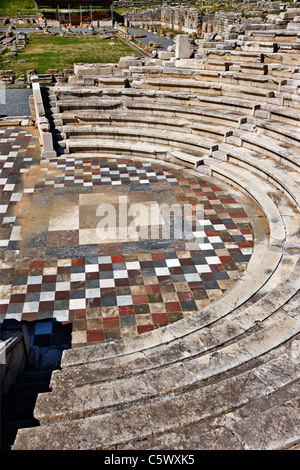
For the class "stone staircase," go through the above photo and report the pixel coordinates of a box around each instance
[1,341,67,450]
[11,26,300,450]
[41,87,65,156]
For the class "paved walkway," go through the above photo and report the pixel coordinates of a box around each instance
[0,127,254,349]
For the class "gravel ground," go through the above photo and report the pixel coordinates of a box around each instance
[0,87,33,116]
[128,27,174,50]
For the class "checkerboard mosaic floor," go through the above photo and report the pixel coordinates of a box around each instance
[0,127,254,348]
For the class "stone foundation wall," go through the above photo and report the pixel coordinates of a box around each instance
[124,3,300,37]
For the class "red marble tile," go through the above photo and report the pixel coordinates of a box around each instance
[99,264,113,272]
[151,312,169,324]
[71,258,85,266]
[27,284,42,293]
[38,301,55,312]
[57,266,71,275]
[55,291,70,300]
[10,293,26,303]
[29,260,44,269]
[21,313,38,321]
[137,325,154,334]
[219,256,234,264]
[85,272,99,281]
[70,281,85,290]
[118,305,135,316]
[177,291,194,302]
[179,258,194,266]
[140,260,154,268]
[86,297,101,308]
[115,278,130,287]
[42,274,57,283]
[151,253,165,260]
[70,309,86,319]
[165,301,182,313]
[229,212,248,218]
[111,255,125,263]
[132,294,149,304]
[240,228,253,235]
[220,197,237,204]
[206,230,218,237]
[87,330,104,343]
[145,284,161,294]
[0,304,8,315]
[237,241,252,247]
[103,317,120,329]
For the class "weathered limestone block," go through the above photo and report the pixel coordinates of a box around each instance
[175,35,192,59]
[0,69,15,84]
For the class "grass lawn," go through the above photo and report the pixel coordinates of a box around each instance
[0,0,36,17]
[0,34,134,76]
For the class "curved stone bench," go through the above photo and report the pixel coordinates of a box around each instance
[212,144,300,213]
[130,77,275,103]
[62,113,229,141]
[256,103,300,127]
[54,87,260,115]
[176,58,269,75]
[254,120,300,150]
[227,128,300,171]
[63,125,220,166]
[59,104,246,128]
[130,67,285,91]
[12,304,300,450]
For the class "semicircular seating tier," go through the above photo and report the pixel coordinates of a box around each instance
[13,41,300,450]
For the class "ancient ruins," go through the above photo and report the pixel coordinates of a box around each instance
[1,0,300,451]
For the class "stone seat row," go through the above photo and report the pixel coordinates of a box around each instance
[129,77,277,103]
[62,119,300,170]
[197,49,300,67]
[52,81,300,169]
[53,86,300,122]
[129,67,292,91]
[59,109,300,152]
[50,90,300,166]
[208,140,300,213]
[227,127,300,167]
[12,336,300,450]
[129,77,300,111]
[225,40,300,54]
